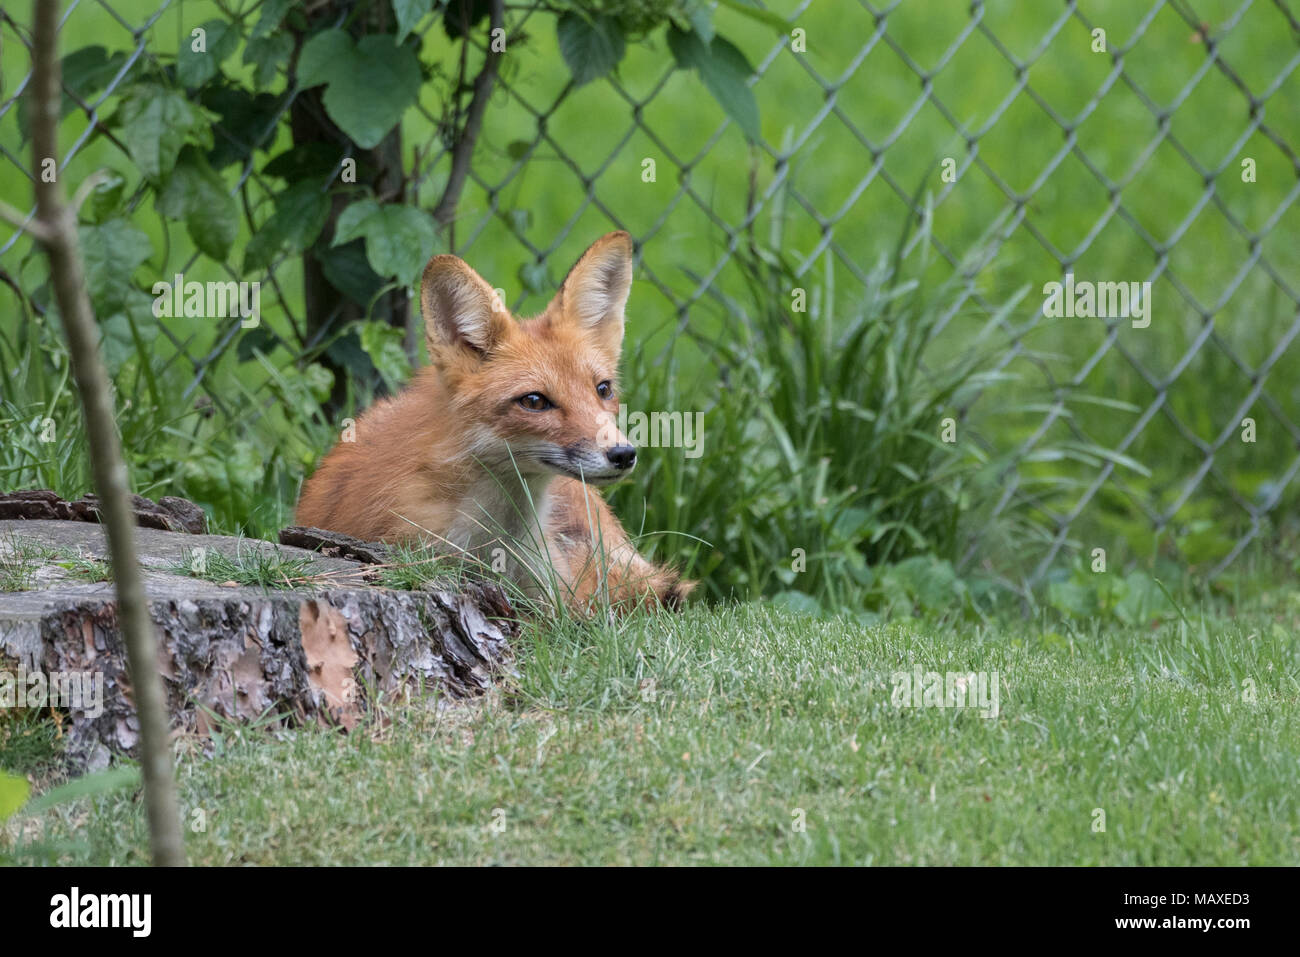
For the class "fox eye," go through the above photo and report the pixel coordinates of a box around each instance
[517,392,553,411]
[596,381,614,400]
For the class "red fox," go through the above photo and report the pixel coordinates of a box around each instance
[296,231,693,614]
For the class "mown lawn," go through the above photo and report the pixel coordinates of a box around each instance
[4,600,1299,865]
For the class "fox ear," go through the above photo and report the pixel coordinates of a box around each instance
[420,255,509,359]
[555,231,633,348]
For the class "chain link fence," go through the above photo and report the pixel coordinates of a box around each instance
[2,0,1298,587]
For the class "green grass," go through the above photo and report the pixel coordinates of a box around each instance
[4,599,1297,865]
[0,534,56,592]
[0,712,64,784]
[0,537,128,589]
[51,551,113,584]
[373,539,493,593]
[169,541,323,591]
[0,535,117,590]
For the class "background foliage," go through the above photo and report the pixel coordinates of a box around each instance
[2,0,1299,615]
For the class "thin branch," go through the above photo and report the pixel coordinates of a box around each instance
[431,0,507,243]
[29,0,185,867]
[0,201,53,242]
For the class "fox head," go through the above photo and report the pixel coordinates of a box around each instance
[420,231,638,485]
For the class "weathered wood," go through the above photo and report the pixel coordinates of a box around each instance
[0,521,518,771]
[0,489,207,535]
[278,525,392,565]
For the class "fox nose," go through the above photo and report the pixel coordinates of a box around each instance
[606,445,637,470]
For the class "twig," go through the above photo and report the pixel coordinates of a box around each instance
[29,0,185,867]
[431,0,506,242]
[68,168,111,218]
[0,200,53,242]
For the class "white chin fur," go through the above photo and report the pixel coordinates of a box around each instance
[538,459,627,484]
[558,466,626,484]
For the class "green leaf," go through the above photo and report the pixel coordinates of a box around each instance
[667,29,760,140]
[358,321,411,389]
[98,299,159,375]
[442,0,492,39]
[696,35,760,141]
[363,208,437,286]
[667,24,709,69]
[715,0,790,30]
[177,19,241,88]
[199,84,284,170]
[244,182,331,272]
[683,0,715,43]
[392,0,433,43]
[318,240,386,307]
[1115,570,1175,625]
[832,505,874,540]
[243,33,293,89]
[297,28,352,89]
[63,46,130,103]
[882,556,964,614]
[252,0,292,38]
[334,199,437,287]
[299,32,422,149]
[333,198,384,246]
[301,363,335,404]
[328,35,422,148]
[78,219,153,314]
[556,12,626,86]
[86,169,127,224]
[263,142,342,182]
[115,84,212,180]
[16,46,132,142]
[0,771,30,822]
[771,590,822,617]
[322,329,374,384]
[518,261,549,295]
[156,148,238,260]
[20,766,140,816]
[1048,580,1098,619]
[237,325,281,362]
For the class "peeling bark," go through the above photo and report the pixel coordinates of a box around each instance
[0,522,519,772]
[278,525,392,565]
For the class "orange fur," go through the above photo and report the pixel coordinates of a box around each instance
[296,231,693,614]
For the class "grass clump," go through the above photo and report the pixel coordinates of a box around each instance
[0,535,56,592]
[52,551,113,584]
[375,540,469,592]
[170,541,320,592]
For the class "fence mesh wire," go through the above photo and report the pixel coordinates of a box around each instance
[2,0,1298,585]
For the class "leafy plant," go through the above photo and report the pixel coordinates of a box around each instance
[0,765,141,864]
[1044,558,1182,627]
[609,198,1052,612]
[556,0,770,137]
[0,0,781,541]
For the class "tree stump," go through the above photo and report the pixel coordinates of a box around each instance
[0,519,518,770]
